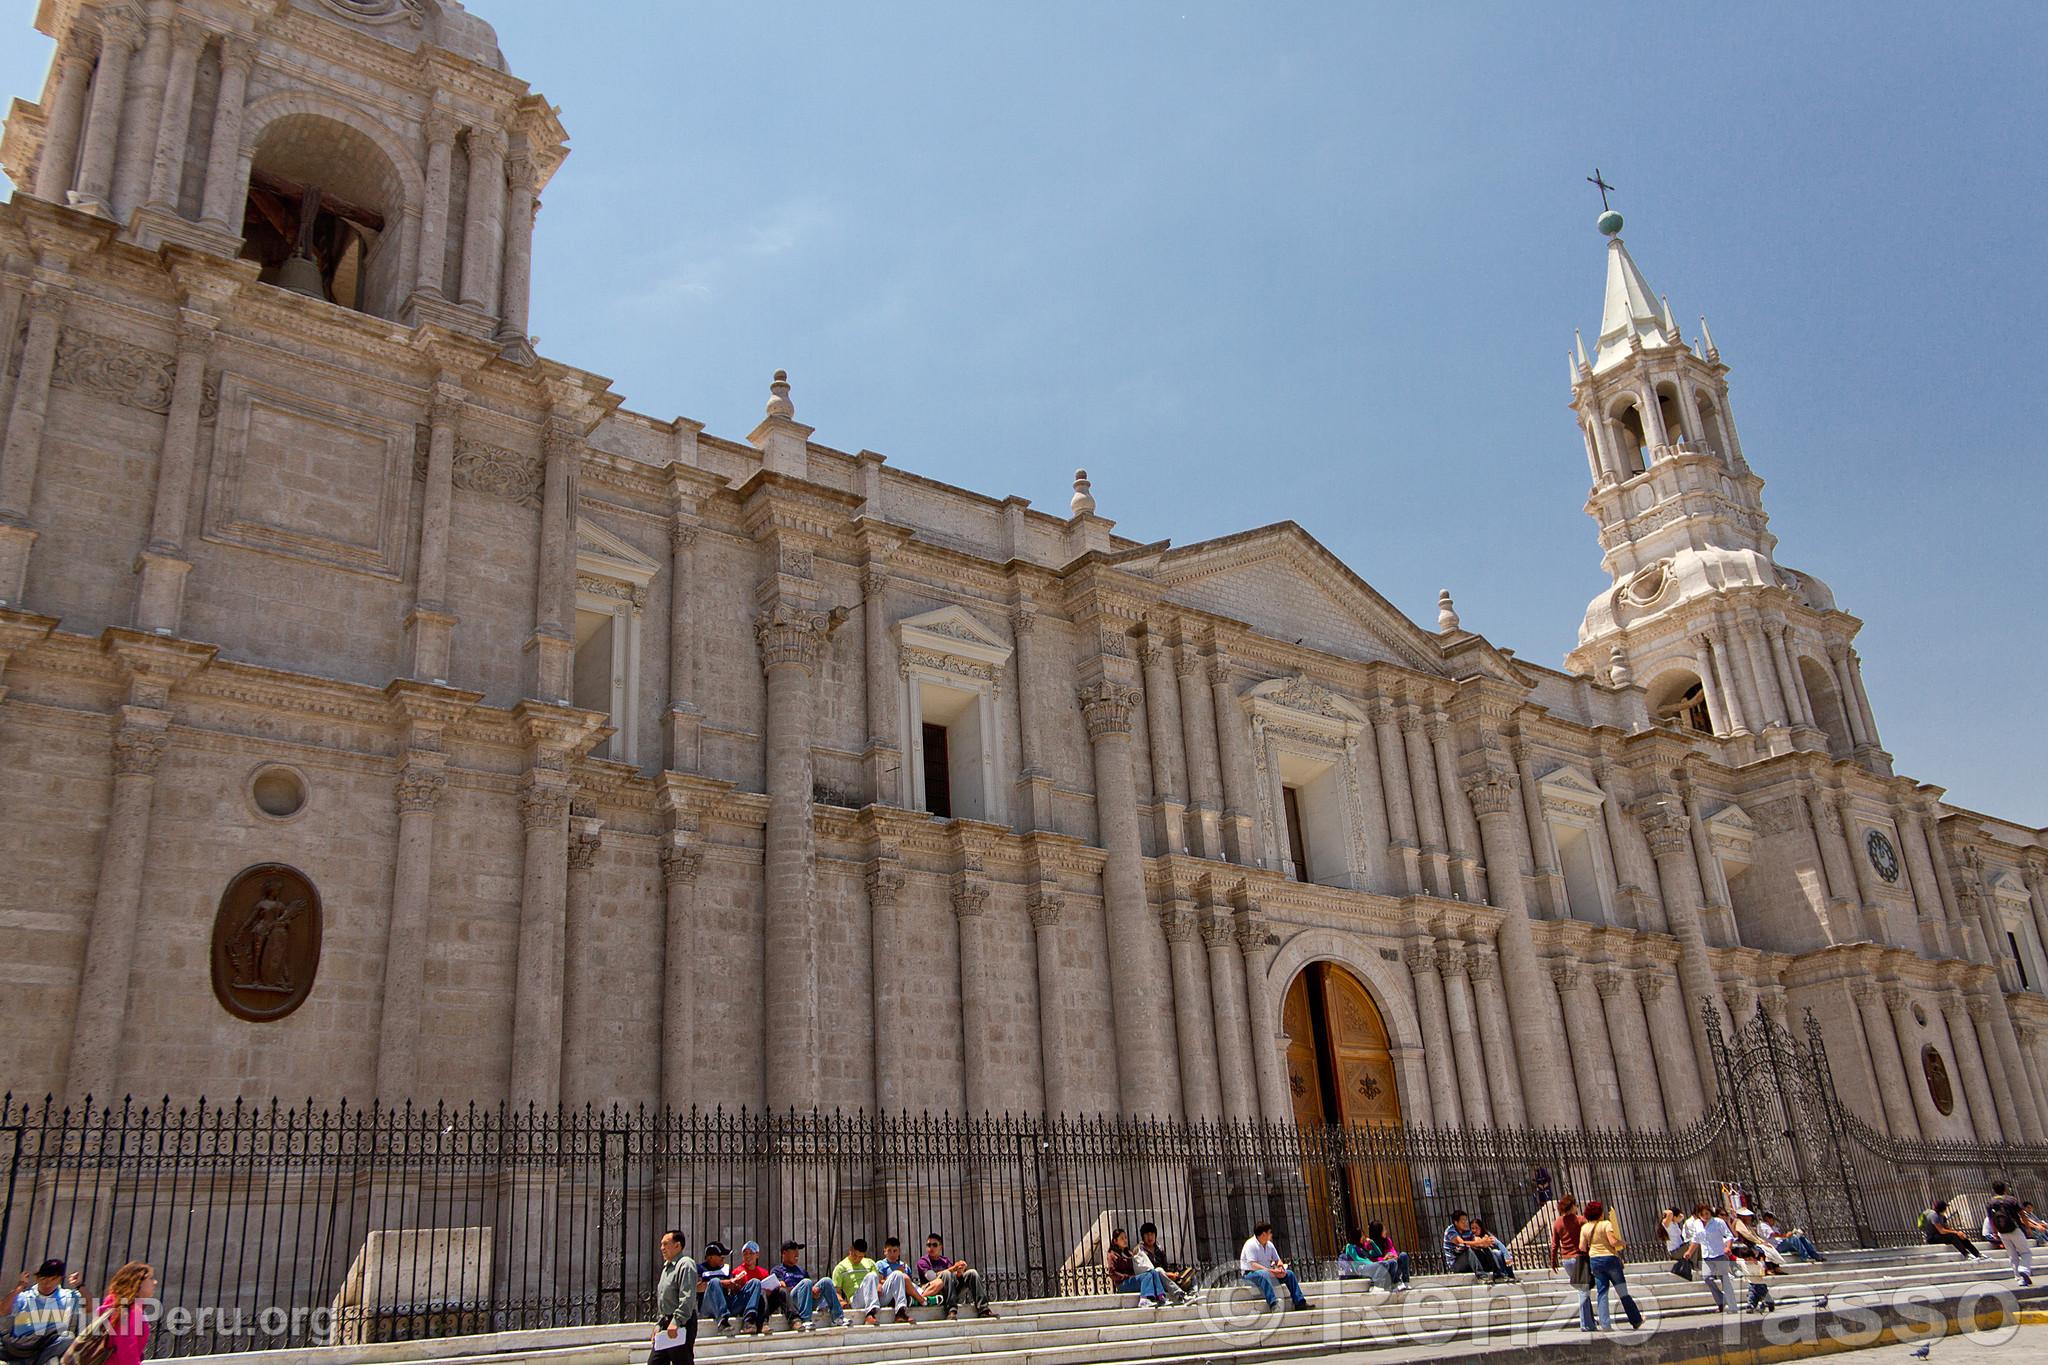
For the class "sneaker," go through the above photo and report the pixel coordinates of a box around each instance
[718,1317,737,1335]
[1293,1300,1314,1310]
[798,1319,815,1333]
[945,1308,958,1321]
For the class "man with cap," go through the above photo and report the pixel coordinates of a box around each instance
[694,1243,738,1332]
[5,1259,85,1365]
[650,1231,697,1364]
[724,1242,788,1336]
[770,1240,845,1331]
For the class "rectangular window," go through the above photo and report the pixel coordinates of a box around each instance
[1282,785,1310,882]
[572,608,615,758]
[2011,931,2032,991]
[922,722,953,819]
[1552,822,1604,923]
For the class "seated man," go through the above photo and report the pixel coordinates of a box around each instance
[724,1241,788,1335]
[771,1241,844,1330]
[1755,1211,1824,1263]
[1239,1221,1313,1311]
[1442,1211,1513,1283]
[833,1237,910,1326]
[695,1243,737,1331]
[874,1237,927,1324]
[916,1233,997,1320]
[1137,1223,1199,1302]
[1918,1201,1984,1259]
[6,1260,84,1365]
[2024,1203,2048,1248]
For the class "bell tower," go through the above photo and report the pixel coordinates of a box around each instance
[2,0,564,357]
[1563,208,1891,776]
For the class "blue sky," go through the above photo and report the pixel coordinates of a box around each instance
[5,2,2043,821]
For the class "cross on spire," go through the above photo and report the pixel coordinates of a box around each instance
[1586,168,1616,211]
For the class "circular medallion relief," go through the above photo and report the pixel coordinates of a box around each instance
[211,863,322,1023]
[1866,830,1900,884]
[1922,1044,1954,1116]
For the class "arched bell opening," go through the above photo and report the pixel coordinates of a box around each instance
[240,113,406,318]
[1800,657,1855,758]
[1648,667,1714,736]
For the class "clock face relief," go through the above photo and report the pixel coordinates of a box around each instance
[1867,830,1901,884]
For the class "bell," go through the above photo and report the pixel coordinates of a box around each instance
[267,253,327,301]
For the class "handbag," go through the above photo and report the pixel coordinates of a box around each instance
[1568,1256,1592,1288]
[60,1306,118,1365]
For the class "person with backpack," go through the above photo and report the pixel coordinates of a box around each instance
[1987,1182,2032,1285]
[1919,1200,1984,1259]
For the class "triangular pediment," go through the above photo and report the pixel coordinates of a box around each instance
[899,605,1013,666]
[1144,524,1447,674]
[1246,673,1368,724]
[1538,763,1607,804]
[1991,869,2028,898]
[576,517,661,586]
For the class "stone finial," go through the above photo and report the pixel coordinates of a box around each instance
[1070,468,1096,517]
[1608,644,1633,688]
[1436,589,1460,633]
[765,369,794,420]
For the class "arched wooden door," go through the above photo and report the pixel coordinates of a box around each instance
[1283,962,1412,1256]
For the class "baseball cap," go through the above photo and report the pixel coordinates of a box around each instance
[741,1240,760,1254]
[704,1241,729,1257]
[781,1240,804,1252]
[34,1259,64,1278]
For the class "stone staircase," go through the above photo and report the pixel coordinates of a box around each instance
[192,1243,2031,1365]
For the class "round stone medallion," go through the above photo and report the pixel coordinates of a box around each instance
[211,863,323,1023]
[1922,1044,1954,1116]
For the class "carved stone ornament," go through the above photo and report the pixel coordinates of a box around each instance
[413,429,544,509]
[9,326,221,420]
[1922,1044,1955,1117]
[210,863,322,1023]
[316,0,426,26]
[1077,680,1139,740]
[1461,767,1518,818]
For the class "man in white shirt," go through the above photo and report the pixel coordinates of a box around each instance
[1684,1203,1737,1311]
[1238,1223,1312,1312]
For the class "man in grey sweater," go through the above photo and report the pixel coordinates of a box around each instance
[653,1230,699,1363]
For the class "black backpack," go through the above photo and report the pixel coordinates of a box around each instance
[1992,1200,2020,1235]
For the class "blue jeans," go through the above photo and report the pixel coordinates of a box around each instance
[1775,1234,1823,1261]
[1243,1267,1307,1309]
[741,1280,793,1325]
[1588,1256,1640,1330]
[699,1280,733,1322]
[1116,1270,1170,1302]
[793,1279,844,1324]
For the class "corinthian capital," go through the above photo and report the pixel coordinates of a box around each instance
[395,760,447,813]
[519,777,571,830]
[1466,944,1499,983]
[1403,941,1438,973]
[1234,909,1269,956]
[1199,910,1235,950]
[1461,766,1518,817]
[110,723,167,777]
[1632,799,1692,858]
[567,829,601,871]
[1160,902,1199,943]
[1026,889,1064,930]
[1077,679,1139,741]
[951,878,990,919]
[1548,958,1579,992]
[1594,966,1626,1000]
[660,840,702,888]
[865,862,905,909]
[755,603,828,674]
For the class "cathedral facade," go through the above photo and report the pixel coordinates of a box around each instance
[1,0,2044,1147]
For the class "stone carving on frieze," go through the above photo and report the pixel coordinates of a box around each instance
[8,326,220,420]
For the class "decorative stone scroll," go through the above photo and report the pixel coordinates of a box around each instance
[7,326,221,419]
[412,428,545,508]
[210,863,322,1023]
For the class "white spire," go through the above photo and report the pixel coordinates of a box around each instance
[1594,231,1679,369]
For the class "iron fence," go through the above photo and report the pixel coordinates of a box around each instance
[6,1008,2048,1356]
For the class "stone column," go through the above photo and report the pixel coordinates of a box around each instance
[62,710,170,1099]
[1429,712,1483,902]
[1140,640,1188,854]
[1840,792,1889,942]
[1897,796,1951,955]
[558,818,602,1109]
[1739,619,1788,729]
[1975,985,2048,1141]
[1704,631,1750,735]
[142,16,202,211]
[1805,784,1861,940]
[1511,738,1564,916]
[1164,902,1222,1120]
[662,520,700,769]
[1555,958,1624,1129]
[1461,767,1574,1128]
[1209,651,1256,864]
[1764,621,1812,728]
[528,416,576,699]
[413,112,460,299]
[458,125,507,312]
[496,150,537,349]
[1405,942,1460,1127]
[1826,643,1871,749]
[658,833,702,1114]
[1600,966,1666,1128]
[1850,981,1919,1138]
[1638,971,1705,1122]
[758,605,828,1112]
[1681,777,1733,944]
[133,308,215,633]
[196,36,254,227]
[855,564,896,801]
[1466,943,1526,1126]
[1634,798,1727,1100]
[1436,945,1492,1127]
[1921,812,1973,956]
[0,285,66,605]
[1692,634,1732,736]
[867,862,908,1113]
[1939,989,2001,1142]
[1846,650,1883,751]
[110,5,170,218]
[373,754,447,1100]
[1884,984,1944,1137]
[72,10,141,215]
[1591,761,1640,923]
[1344,729,1392,892]
[1236,905,1290,1125]
[2016,1023,2048,1140]
[2028,861,2048,986]
[1714,619,1767,736]
[1081,679,1177,1116]
[33,47,93,203]
[1176,645,1224,860]
[953,876,995,1115]
[1204,909,1257,1122]
[1371,698,1420,893]
[406,377,464,681]
[1028,889,1073,1116]
[1401,706,1451,897]
[1255,714,1289,875]
[508,772,572,1110]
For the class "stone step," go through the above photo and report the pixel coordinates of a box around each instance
[197,1243,2010,1365]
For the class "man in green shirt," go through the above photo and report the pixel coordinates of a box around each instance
[832,1238,878,1325]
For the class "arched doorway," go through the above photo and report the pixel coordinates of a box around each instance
[1282,962,1409,1255]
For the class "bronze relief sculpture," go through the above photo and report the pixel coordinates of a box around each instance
[211,863,322,1022]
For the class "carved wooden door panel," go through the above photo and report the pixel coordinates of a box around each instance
[1282,973,1339,1254]
[1318,965,1415,1256]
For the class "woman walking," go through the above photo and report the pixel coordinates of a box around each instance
[78,1262,155,1365]
[1578,1202,1643,1332]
